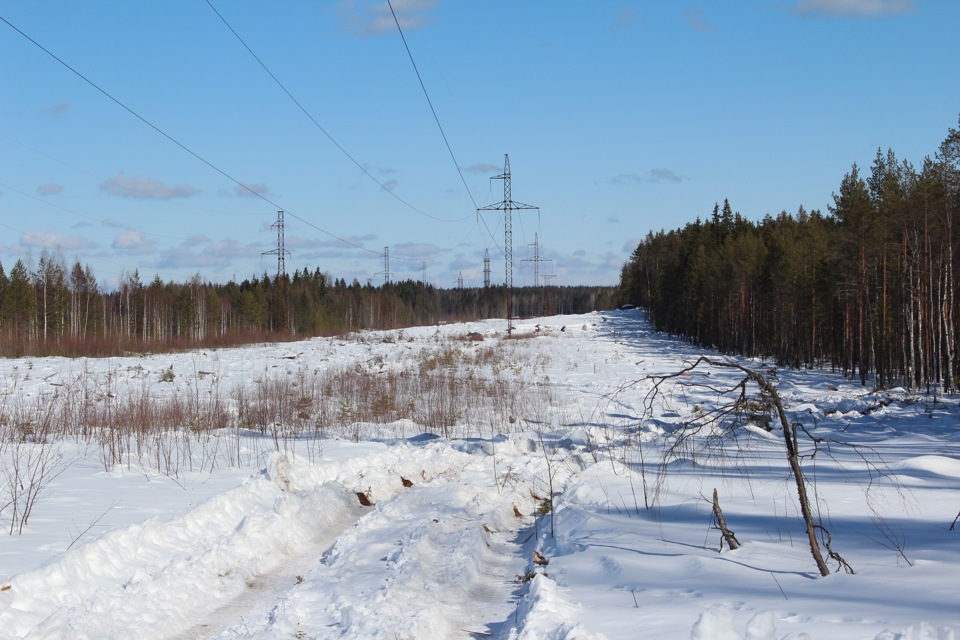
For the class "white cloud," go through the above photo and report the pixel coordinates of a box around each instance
[609,169,683,186]
[393,242,442,258]
[20,230,95,251]
[684,7,715,32]
[182,234,210,247]
[101,173,199,200]
[793,0,915,17]
[463,163,502,174]
[36,183,65,196]
[530,248,621,286]
[281,234,380,262]
[113,230,156,254]
[157,239,254,269]
[43,101,71,117]
[338,0,437,37]
[233,182,270,198]
[615,6,636,29]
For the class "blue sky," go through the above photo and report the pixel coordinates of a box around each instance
[2,0,958,290]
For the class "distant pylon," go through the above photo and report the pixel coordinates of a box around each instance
[376,246,392,285]
[421,261,427,285]
[483,249,491,288]
[457,271,464,289]
[542,274,557,316]
[523,233,553,315]
[262,210,290,280]
[477,154,538,334]
[522,233,552,288]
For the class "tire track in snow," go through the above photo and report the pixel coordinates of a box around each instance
[7,471,368,639]
[169,501,364,640]
[2,439,558,640]
[3,444,479,639]
[220,441,550,640]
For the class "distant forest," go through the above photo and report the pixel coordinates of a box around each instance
[618,117,960,392]
[0,256,614,358]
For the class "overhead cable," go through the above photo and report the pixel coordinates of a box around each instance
[204,0,470,224]
[1,14,443,259]
[385,0,479,212]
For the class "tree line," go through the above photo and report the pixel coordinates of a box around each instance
[0,255,615,357]
[618,117,960,392]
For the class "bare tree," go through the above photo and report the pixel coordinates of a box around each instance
[2,439,70,535]
[1,384,73,535]
[643,356,848,577]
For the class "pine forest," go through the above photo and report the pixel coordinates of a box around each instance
[618,117,960,393]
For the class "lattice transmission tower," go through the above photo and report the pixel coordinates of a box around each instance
[542,273,557,316]
[483,249,491,289]
[522,233,553,288]
[477,155,538,334]
[376,246,392,285]
[522,233,553,316]
[262,210,291,280]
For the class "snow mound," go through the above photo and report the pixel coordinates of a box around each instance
[891,455,960,478]
[691,606,808,640]
[509,574,607,640]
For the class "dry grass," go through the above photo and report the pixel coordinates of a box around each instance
[0,335,558,478]
[0,329,318,359]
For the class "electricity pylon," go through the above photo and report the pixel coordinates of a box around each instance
[262,210,290,280]
[523,233,552,316]
[522,233,552,288]
[483,249,491,289]
[376,246,392,285]
[477,154,538,334]
[542,273,557,316]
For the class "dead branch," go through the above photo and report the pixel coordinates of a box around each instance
[816,525,855,574]
[643,356,834,577]
[711,488,740,551]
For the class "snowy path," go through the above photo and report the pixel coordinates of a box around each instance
[208,440,548,640]
[170,505,361,640]
[1,439,550,640]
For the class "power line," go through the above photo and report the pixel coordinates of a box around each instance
[1,13,489,274]
[204,0,470,224]
[385,0,479,212]
[1,132,266,225]
[0,14,447,262]
[0,17,271,207]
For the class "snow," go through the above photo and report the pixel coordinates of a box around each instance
[1,310,959,639]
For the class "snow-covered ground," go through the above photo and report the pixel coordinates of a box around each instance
[1,311,958,639]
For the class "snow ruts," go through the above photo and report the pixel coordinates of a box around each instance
[213,439,548,639]
[1,439,549,640]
